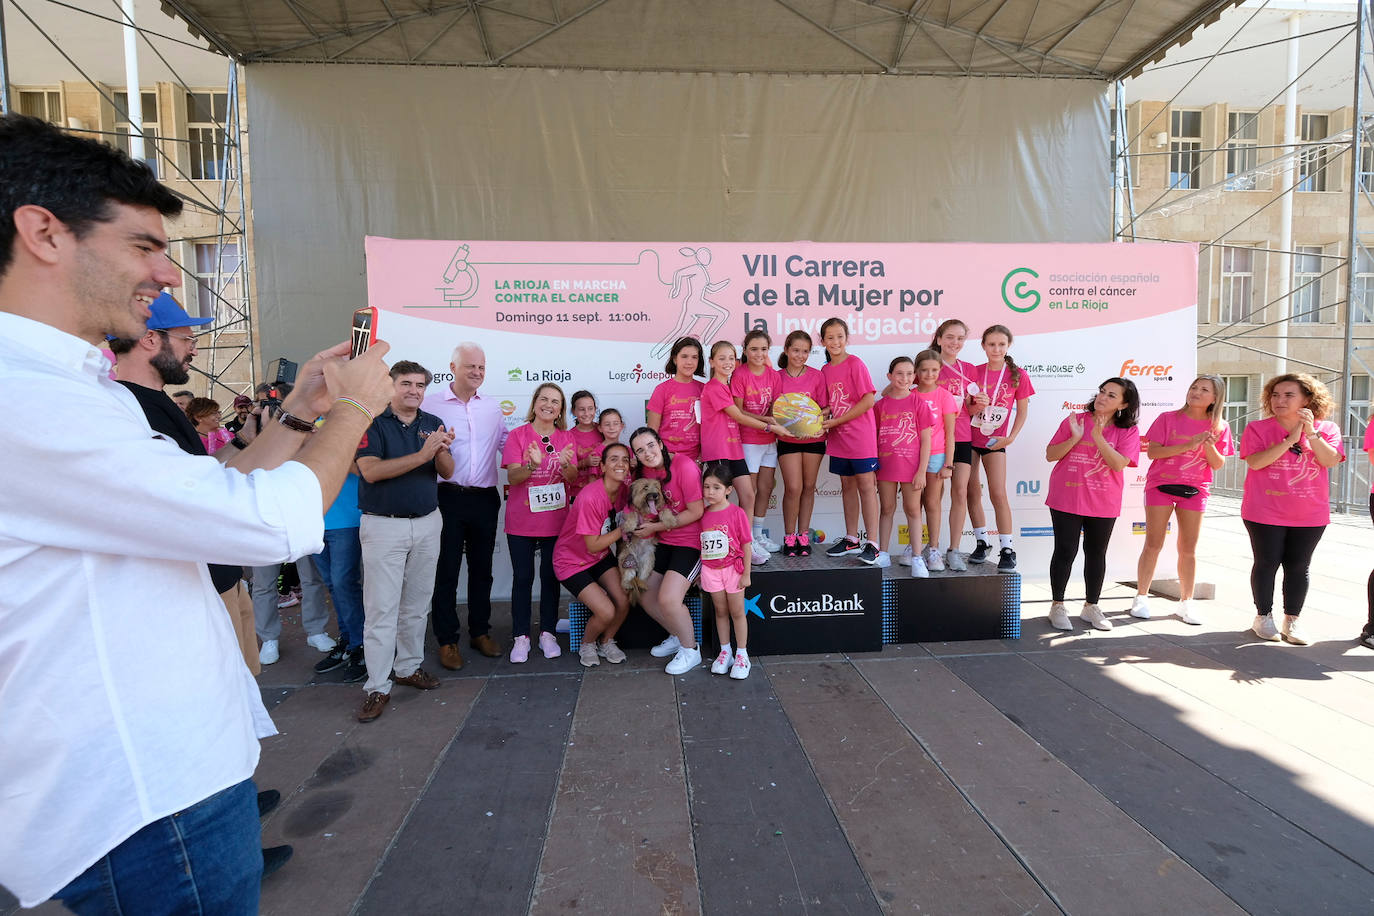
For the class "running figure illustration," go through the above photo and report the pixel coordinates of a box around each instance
[651,247,730,360]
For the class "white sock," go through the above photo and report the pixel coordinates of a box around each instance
[719,642,732,657]
[999,534,1013,549]
[752,518,766,538]
[974,527,988,542]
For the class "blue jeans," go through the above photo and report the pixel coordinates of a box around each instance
[507,533,560,638]
[53,779,261,915]
[314,527,365,650]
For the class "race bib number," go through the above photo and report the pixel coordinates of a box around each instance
[529,482,566,512]
[700,529,729,561]
[978,404,1009,434]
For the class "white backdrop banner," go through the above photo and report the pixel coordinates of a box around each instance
[364,238,1197,598]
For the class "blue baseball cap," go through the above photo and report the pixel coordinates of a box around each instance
[146,292,213,331]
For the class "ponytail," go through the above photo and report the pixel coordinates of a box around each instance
[1003,354,1021,387]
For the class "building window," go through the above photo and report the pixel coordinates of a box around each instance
[1170,109,1203,190]
[1219,246,1254,323]
[1222,376,1251,437]
[18,90,62,124]
[1298,113,1329,192]
[193,241,241,319]
[1355,247,1374,324]
[113,91,159,177]
[1349,375,1371,441]
[1290,246,1324,324]
[1361,144,1374,189]
[186,92,230,181]
[1225,111,1259,191]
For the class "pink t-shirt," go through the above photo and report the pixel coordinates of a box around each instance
[731,365,781,445]
[1241,418,1345,527]
[502,424,575,537]
[648,378,704,460]
[201,427,233,454]
[875,395,934,483]
[969,362,1035,448]
[552,479,628,581]
[913,387,959,457]
[776,366,828,445]
[1365,423,1374,493]
[936,358,979,442]
[699,502,751,573]
[1045,415,1142,518]
[700,378,744,461]
[822,355,877,459]
[1143,410,1234,495]
[569,426,604,497]
[639,454,703,548]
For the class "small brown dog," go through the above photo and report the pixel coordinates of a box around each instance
[615,477,678,604]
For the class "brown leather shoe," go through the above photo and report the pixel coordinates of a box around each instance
[439,643,464,671]
[470,634,502,658]
[392,667,440,690]
[357,691,389,722]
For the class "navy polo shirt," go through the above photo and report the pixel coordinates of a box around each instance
[356,406,444,517]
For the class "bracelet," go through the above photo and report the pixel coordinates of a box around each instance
[335,397,373,422]
[277,410,317,433]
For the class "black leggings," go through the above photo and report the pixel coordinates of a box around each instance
[1243,520,1326,617]
[1049,509,1117,604]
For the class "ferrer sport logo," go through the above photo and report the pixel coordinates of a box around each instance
[1119,359,1174,383]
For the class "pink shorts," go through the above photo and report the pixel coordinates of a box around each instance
[1145,485,1208,513]
[700,563,744,594]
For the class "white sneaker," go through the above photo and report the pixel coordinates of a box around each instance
[909,556,930,578]
[874,551,892,569]
[729,649,752,679]
[259,639,279,665]
[757,531,781,552]
[578,642,600,667]
[1048,603,1072,631]
[595,638,626,663]
[1281,615,1309,646]
[897,544,913,567]
[1177,599,1203,626]
[1080,603,1113,631]
[650,634,682,657]
[711,647,733,675]
[924,547,946,572]
[945,549,968,572]
[665,645,702,675]
[1129,596,1151,620]
[750,542,770,566]
[1252,615,1280,641]
[306,633,337,653]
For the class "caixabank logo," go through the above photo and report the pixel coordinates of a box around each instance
[746,591,867,619]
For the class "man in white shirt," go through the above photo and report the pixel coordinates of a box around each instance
[422,342,509,668]
[0,114,393,912]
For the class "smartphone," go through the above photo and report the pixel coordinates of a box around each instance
[351,307,377,358]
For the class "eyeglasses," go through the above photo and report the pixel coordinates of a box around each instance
[540,435,555,454]
[155,330,198,344]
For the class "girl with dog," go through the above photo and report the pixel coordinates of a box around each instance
[647,336,706,461]
[701,339,789,566]
[774,330,827,557]
[819,317,882,566]
[502,383,579,663]
[629,427,706,675]
[700,462,754,679]
[553,443,633,667]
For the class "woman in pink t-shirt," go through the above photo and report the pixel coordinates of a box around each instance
[875,357,933,575]
[967,324,1035,573]
[1240,373,1345,646]
[774,330,828,557]
[187,397,233,454]
[567,389,604,499]
[731,329,785,554]
[647,337,706,461]
[554,443,633,667]
[1363,421,1374,650]
[628,427,706,675]
[819,318,882,565]
[1131,375,1233,626]
[1044,378,1141,632]
[501,383,578,664]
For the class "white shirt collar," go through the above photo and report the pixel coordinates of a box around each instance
[0,311,110,377]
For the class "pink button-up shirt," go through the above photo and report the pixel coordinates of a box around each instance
[421,386,508,487]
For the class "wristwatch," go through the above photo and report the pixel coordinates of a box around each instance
[277,410,316,433]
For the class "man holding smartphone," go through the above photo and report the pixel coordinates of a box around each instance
[0,114,393,913]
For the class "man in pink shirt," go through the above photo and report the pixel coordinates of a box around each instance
[422,342,509,669]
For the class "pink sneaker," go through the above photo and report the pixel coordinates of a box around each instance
[783,534,798,557]
[538,631,562,659]
[509,635,530,664]
[797,532,812,557]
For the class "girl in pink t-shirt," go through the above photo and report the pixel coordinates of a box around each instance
[731,329,784,554]
[699,464,755,680]
[702,340,788,566]
[1240,373,1345,646]
[774,330,828,558]
[913,348,958,572]
[819,318,882,565]
[501,383,578,664]
[1044,378,1141,632]
[554,443,633,667]
[568,389,604,499]
[929,320,985,572]
[875,357,933,575]
[967,324,1034,573]
[1132,375,1233,626]
[587,408,625,479]
[647,337,706,461]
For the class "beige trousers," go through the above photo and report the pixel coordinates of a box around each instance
[359,510,442,695]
